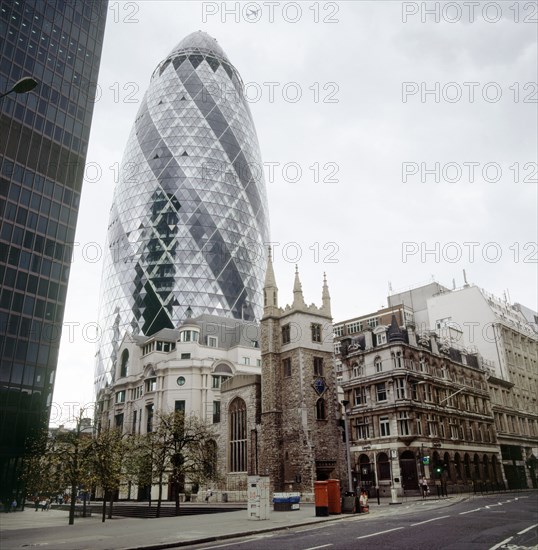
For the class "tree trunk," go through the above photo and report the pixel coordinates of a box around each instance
[101,491,107,523]
[174,471,180,516]
[68,481,77,525]
[156,474,163,518]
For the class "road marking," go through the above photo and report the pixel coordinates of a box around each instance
[517,524,538,535]
[357,527,405,539]
[489,537,513,550]
[200,540,258,549]
[411,515,450,526]
[460,508,482,515]
[304,545,333,550]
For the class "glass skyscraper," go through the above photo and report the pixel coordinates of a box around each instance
[0,1,107,501]
[95,31,270,392]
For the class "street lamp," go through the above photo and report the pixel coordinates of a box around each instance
[0,76,38,99]
[341,400,353,494]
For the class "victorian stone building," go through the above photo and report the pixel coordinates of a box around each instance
[335,309,501,497]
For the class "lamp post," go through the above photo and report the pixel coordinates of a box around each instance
[341,400,353,494]
[0,77,38,99]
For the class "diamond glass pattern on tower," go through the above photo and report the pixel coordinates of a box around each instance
[95,32,270,391]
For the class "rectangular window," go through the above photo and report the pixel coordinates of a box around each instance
[376,332,387,345]
[367,317,379,328]
[311,323,322,342]
[416,414,423,435]
[427,414,438,437]
[282,324,291,344]
[395,378,406,399]
[207,336,218,347]
[146,404,154,433]
[334,342,341,355]
[355,417,369,439]
[132,410,138,434]
[115,390,125,403]
[313,356,323,376]
[380,416,390,437]
[283,357,292,377]
[450,423,459,439]
[242,356,250,365]
[398,411,410,436]
[213,401,221,423]
[114,413,124,430]
[181,353,191,359]
[354,386,366,406]
[334,326,344,337]
[375,359,383,373]
[145,378,157,392]
[174,400,185,413]
[376,383,387,402]
[346,321,362,334]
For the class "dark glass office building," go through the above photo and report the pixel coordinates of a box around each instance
[0,0,107,501]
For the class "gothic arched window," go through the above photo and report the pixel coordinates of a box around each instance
[316,398,326,420]
[120,349,129,378]
[229,398,247,472]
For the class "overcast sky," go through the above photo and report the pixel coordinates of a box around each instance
[50,1,537,425]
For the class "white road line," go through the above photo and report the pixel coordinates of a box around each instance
[304,545,333,550]
[411,515,450,526]
[518,523,538,535]
[357,527,405,539]
[200,540,258,549]
[489,537,513,550]
[460,508,482,515]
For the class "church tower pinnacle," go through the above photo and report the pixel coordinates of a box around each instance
[321,272,332,317]
[292,265,306,310]
[263,246,278,315]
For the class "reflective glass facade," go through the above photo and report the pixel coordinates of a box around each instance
[0,0,107,500]
[96,32,270,391]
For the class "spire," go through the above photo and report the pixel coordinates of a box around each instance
[387,313,405,343]
[292,265,306,309]
[263,246,278,312]
[321,272,331,317]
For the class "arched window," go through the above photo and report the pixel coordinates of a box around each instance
[316,398,326,420]
[377,452,390,480]
[229,398,247,472]
[120,349,129,378]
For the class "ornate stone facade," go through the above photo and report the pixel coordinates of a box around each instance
[259,253,346,496]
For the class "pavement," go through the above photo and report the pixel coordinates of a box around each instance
[0,493,471,550]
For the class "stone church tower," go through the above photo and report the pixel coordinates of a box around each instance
[259,250,345,496]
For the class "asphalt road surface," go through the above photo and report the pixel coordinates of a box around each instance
[183,493,538,550]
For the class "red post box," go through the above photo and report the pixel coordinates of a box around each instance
[314,481,329,517]
[327,479,341,514]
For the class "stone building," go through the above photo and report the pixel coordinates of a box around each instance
[257,254,345,496]
[96,313,262,500]
[390,282,538,489]
[335,310,501,497]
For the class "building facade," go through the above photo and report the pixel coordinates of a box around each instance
[96,314,262,499]
[0,0,107,501]
[258,257,345,496]
[335,311,501,497]
[95,31,270,393]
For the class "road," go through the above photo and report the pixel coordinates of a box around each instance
[183,493,538,550]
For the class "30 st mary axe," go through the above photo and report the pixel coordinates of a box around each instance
[95,31,270,392]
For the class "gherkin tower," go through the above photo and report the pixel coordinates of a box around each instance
[95,31,270,391]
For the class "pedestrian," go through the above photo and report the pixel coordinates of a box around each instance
[421,477,428,498]
[205,488,212,503]
[11,499,17,512]
[34,498,39,511]
[45,498,51,511]
[40,499,46,511]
